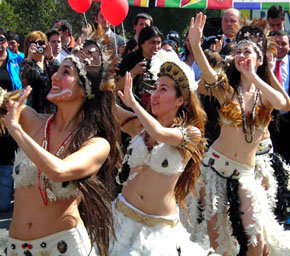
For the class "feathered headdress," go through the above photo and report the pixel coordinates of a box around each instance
[234,18,277,58]
[149,49,198,102]
[65,24,118,99]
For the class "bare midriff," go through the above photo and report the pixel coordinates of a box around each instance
[122,165,179,216]
[212,125,265,167]
[9,187,82,240]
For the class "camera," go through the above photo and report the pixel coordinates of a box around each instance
[36,46,44,54]
[202,34,222,50]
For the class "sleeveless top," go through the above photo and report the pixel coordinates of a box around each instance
[13,149,77,200]
[218,101,272,132]
[127,131,184,175]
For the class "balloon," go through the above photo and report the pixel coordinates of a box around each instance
[101,0,128,26]
[68,0,92,13]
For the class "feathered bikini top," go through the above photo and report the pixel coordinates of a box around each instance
[218,101,272,132]
[127,131,184,175]
[13,150,77,200]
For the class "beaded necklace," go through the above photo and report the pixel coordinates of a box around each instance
[38,114,74,205]
[237,86,259,143]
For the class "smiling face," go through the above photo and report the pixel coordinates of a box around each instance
[234,42,262,72]
[47,58,85,103]
[150,76,184,120]
[141,36,161,59]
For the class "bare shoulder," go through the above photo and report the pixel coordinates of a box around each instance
[20,106,51,137]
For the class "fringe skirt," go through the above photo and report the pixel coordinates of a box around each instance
[185,146,290,256]
[109,193,217,256]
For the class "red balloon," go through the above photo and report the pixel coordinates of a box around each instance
[68,0,92,13]
[101,0,128,26]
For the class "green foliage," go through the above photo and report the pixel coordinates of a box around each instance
[0,1,19,31]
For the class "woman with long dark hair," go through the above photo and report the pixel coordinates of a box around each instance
[111,49,218,255]
[2,29,122,256]
[188,13,290,255]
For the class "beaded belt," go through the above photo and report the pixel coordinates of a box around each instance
[202,147,254,179]
[116,197,179,227]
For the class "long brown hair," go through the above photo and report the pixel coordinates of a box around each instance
[67,27,122,256]
[174,86,207,208]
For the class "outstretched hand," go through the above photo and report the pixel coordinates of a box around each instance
[4,86,32,131]
[118,72,137,109]
[189,12,207,48]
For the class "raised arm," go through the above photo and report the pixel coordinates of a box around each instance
[118,72,199,146]
[4,87,110,183]
[242,58,286,110]
[189,13,218,90]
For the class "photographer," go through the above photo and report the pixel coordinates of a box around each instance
[20,31,59,114]
[116,26,162,110]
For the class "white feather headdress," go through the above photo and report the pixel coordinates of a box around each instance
[149,49,198,101]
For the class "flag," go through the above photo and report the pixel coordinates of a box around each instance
[128,0,150,7]
[207,0,233,9]
[261,0,290,10]
[155,0,206,9]
[233,0,260,9]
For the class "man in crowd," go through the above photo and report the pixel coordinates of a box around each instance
[46,29,67,63]
[6,31,24,58]
[133,13,153,41]
[270,30,290,163]
[0,28,23,212]
[94,7,127,51]
[53,20,75,53]
[267,5,287,33]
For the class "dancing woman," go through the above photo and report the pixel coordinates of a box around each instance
[111,49,216,255]
[189,13,290,256]
[2,30,122,256]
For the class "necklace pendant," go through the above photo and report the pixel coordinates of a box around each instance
[56,146,64,157]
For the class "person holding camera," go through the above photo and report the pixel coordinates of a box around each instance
[20,30,60,114]
[116,26,162,110]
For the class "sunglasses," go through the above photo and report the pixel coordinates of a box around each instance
[29,40,45,46]
[0,37,7,43]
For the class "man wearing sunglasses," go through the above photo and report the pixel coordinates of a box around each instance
[0,28,23,212]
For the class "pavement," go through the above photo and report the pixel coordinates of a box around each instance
[0,203,13,256]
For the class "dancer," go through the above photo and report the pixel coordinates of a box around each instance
[111,49,216,255]
[2,29,122,256]
[189,13,290,255]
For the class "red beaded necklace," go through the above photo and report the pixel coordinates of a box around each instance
[38,114,74,205]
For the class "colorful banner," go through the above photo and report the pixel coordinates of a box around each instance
[261,0,290,10]
[233,0,260,10]
[128,0,150,7]
[152,0,290,9]
[155,0,206,9]
[207,0,233,9]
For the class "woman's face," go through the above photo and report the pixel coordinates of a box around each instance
[47,58,85,103]
[28,38,46,55]
[150,76,184,118]
[234,42,262,72]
